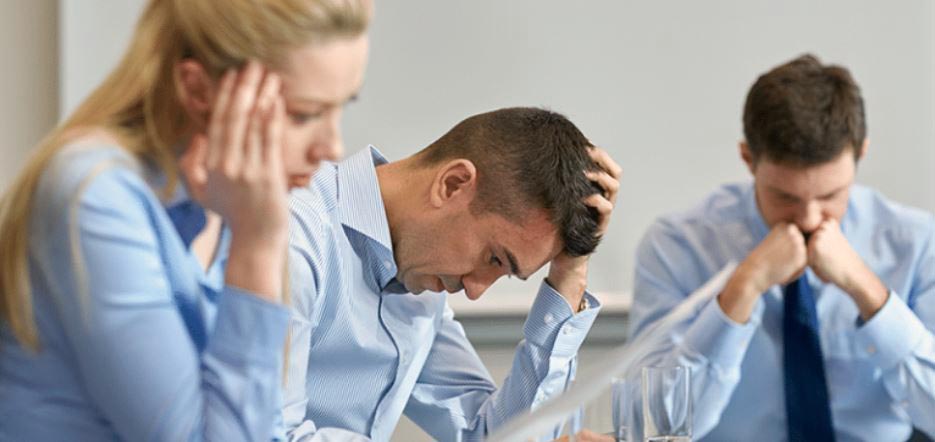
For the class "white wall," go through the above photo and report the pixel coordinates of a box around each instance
[0,0,58,191]
[57,0,935,298]
[59,0,145,117]
[348,0,935,299]
[35,2,935,441]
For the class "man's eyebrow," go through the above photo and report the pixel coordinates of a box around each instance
[819,185,848,199]
[504,248,528,281]
[768,184,847,201]
[768,185,799,200]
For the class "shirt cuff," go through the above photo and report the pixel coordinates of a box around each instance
[208,286,291,366]
[680,296,761,370]
[854,291,927,371]
[523,279,601,357]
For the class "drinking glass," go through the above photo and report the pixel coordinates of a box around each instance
[641,365,691,442]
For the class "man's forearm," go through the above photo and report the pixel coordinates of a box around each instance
[840,263,889,321]
[718,265,765,324]
[546,258,589,312]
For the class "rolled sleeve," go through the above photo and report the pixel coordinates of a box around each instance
[855,292,928,371]
[523,280,601,358]
[680,296,762,370]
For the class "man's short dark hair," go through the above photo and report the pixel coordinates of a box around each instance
[743,54,866,166]
[418,107,603,257]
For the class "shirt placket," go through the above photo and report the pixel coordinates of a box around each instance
[368,292,412,441]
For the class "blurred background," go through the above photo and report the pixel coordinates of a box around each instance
[2,1,933,440]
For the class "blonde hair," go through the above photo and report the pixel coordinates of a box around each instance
[0,0,370,350]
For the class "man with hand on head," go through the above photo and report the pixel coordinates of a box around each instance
[281,107,622,441]
[629,54,935,441]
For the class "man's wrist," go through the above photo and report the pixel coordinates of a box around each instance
[735,260,770,294]
[842,264,889,321]
[718,266,764,323]
[544,276,586,311]
[546,256,589,310]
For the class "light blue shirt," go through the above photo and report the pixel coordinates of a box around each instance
[282,146,601,441]
[0,145,290,440]
[629,182,935,441]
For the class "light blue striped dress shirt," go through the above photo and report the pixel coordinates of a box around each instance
[629,182,935,441]
[0,145,290,440]
[281,146,601,441]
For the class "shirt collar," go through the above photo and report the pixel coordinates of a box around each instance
[145,165,207,249]
[163,179,207,249]
[336,146,401,292]
[144,161,224,291]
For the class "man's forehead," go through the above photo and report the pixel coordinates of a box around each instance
[488,209,558,242]
[759,151,855,186]
[492,215,562,278]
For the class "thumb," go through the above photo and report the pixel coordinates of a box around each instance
[180,134,209,200]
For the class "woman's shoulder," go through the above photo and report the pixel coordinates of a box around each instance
[33,131,161,230]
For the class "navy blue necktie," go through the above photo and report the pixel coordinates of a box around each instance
[783,275,836,442]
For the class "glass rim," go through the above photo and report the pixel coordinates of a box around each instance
[641,364,688,372]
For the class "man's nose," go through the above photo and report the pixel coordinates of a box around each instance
[795,201,823,234]
[461,271,502,300]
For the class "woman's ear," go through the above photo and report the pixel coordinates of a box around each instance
[175,60,216,130]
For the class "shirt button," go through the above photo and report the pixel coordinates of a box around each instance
[562,326,574,335]
[383,260,393,270]
[544,313,554,325]
[866,345,877,355]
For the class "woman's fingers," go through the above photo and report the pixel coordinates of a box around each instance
[246,103,265,173]
[264,96,286,176]
[205,69,236,168]
[220,61,264,177]
[248,72,281,169]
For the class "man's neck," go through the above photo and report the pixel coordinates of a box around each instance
[375,156,426,249]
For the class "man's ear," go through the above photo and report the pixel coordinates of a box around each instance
[856,138,869,162]
[739,140,757,174]
[175,60,216,130]
[429,159,477,209]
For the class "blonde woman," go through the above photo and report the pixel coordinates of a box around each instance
[0,0,369,439]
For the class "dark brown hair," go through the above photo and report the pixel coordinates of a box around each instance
[743,54,866,166]
[418,107,603,257]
